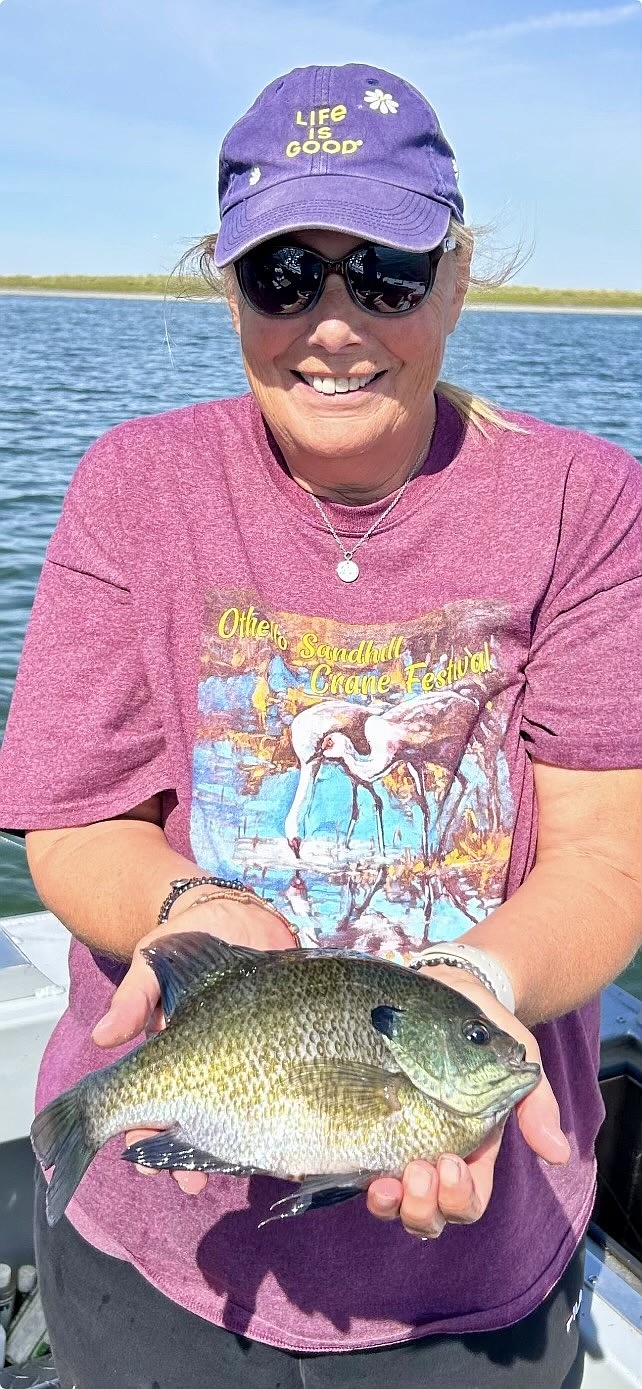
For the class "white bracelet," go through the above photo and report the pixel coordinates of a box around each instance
[408,942,516,1014]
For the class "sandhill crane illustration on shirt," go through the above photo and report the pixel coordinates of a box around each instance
[191,593,514,959]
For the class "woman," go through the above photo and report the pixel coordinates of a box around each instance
[0,62,640,1389]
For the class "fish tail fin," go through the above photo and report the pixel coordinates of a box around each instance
[31,1083,97,1225]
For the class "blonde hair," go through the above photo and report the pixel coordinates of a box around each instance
[435,217,526,436]
[171,218,527,438]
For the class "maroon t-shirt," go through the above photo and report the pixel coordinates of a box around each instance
[1,392,640,1351]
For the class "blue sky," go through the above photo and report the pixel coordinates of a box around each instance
[1,0,640,287]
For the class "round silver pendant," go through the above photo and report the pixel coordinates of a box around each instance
[337,559,359,583]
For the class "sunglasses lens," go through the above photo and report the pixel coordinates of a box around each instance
[348,246,434,313]
[237,242,441,316]
[239,245,323,315]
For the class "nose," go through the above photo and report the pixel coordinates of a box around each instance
[306,272,364,353]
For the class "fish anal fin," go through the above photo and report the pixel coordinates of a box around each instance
[288,1060,403,1121]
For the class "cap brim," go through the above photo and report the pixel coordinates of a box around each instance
[214,174,453,266]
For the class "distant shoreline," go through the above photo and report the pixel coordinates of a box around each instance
[0,286,640,315]
[1,280,641,314]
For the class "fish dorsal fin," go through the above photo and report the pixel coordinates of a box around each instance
[288,1060,404,1122]
[141,931,272,1022]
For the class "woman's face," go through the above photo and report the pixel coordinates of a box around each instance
[227,230,469,465]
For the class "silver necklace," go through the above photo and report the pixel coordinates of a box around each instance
[307,434,432,583]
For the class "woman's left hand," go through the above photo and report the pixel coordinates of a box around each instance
[366,966,570,1238]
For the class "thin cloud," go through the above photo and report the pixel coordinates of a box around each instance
[464,4,640,43]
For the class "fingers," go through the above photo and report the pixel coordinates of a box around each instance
[516,1073,571,1164]
[435,1156,483,1224]
[171,1170,208,1195]
[367,1175,403,1221]
[398,1162,446,1238]
[144,999,166,1037]
[368,1156,488,1240]
[92,954,160,1048]
[92,897,297,1051]
[124,1129,208,1195]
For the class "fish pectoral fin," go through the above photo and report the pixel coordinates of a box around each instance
[288,1060,404,1120]
[121,1128,259,1176]
[259,1172,374,1227]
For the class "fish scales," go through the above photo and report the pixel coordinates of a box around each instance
[84,955,516,1174]
[32,939,540,1224]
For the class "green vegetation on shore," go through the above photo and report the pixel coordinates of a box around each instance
[0,274,206,296]
[465,285,642,309]
[0,275,640,309]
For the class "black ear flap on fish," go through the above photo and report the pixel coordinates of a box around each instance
[371,1005,402,1040]
[371,1003,449,1096]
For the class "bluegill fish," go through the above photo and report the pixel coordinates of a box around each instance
[32,934,539,1227]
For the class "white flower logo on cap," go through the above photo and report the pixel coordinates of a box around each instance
[248,166,261,185]
[364,88,399,114]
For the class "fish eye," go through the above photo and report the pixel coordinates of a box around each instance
[463,1019,491,1046]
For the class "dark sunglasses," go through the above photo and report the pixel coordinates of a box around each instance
[235,235,456,318]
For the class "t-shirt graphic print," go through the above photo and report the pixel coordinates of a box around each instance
[190,591,514,958]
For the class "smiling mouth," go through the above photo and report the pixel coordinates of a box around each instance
[294,371,385,396]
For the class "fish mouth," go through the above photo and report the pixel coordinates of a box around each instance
[434,1057,541,1121]
[510,1042,528,1066]
[476,1059,541,1118]
[468,1051,540,1091]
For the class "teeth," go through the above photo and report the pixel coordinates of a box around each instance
[301,372,377,395]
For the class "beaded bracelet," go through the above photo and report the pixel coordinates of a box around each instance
[157,875,249,926]
[409,952,496,994]
[408,944,515,1013]
[186,889,302,948]
[411,938,516,1016]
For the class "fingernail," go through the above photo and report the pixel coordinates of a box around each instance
[543,1128,571,1160]
[439,1157,461,1185]
[407,1166,432,1198]
[374,1194,398,1212]
[92,1015,112,1040]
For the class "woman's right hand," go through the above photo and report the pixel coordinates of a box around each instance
[91,894,297,1194]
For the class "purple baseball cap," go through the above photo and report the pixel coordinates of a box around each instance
[214,63,464,267]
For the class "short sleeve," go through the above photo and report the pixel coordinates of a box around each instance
[0,435,171,830]
[522,439,642,769]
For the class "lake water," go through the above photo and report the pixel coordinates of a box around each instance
[0,295,640,994]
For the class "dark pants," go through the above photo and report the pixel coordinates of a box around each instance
[35,1169,585,1389]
